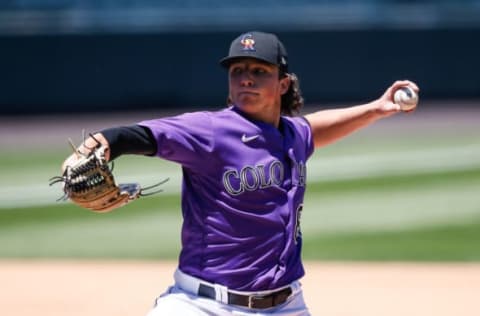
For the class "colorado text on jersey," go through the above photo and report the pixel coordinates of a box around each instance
[222,159,306,196]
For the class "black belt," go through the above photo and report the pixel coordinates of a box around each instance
[198,283,292,309]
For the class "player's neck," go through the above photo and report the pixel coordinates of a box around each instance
[233,104,281,128]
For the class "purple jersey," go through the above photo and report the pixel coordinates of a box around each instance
[139,106,314,291]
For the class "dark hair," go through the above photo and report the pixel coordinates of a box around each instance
[281,73,304,116]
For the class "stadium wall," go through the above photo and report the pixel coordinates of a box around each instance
[1,29,478,114]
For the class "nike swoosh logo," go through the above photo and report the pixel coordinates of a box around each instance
[241,134,260,143]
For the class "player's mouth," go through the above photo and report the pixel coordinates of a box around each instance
[238,91,259,96]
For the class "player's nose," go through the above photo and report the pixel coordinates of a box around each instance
[240,74,254,87]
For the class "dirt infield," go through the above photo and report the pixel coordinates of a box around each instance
[2,261,480,316]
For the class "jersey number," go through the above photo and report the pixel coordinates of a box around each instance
[294,204,303,244]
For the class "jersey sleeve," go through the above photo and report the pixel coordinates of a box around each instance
[293,116,315,159]
[138,111,214,169]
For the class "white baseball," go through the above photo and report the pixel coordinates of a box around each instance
[394,86,418,111]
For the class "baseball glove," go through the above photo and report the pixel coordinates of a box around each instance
[49,136,167,213]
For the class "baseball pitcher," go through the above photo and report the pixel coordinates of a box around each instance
[54,31,419,315]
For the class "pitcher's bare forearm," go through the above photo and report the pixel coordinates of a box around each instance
[305,80,419,148]
[305,101,384,148]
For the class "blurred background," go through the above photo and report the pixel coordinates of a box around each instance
[1,0,480,113]
[0,0,479,261]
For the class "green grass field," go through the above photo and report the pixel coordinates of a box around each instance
[1,108,479,261]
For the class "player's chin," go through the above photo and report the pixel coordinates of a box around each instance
[236,93,260,106]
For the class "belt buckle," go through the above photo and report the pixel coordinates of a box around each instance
[247,294,264,309]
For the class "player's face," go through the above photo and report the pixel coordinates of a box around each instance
[228,58,290,125]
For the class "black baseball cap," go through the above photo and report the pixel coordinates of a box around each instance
[220,31,288,73]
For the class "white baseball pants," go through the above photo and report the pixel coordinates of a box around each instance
[146,269,311,316]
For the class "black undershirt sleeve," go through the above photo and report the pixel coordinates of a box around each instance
[100,125,157,161]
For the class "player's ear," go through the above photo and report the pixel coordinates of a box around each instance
[279,74,291,95]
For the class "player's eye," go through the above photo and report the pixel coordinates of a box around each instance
[252,67,267,76]
[230,67,243,75]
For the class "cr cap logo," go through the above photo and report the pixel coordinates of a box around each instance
[240,34,255,51]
